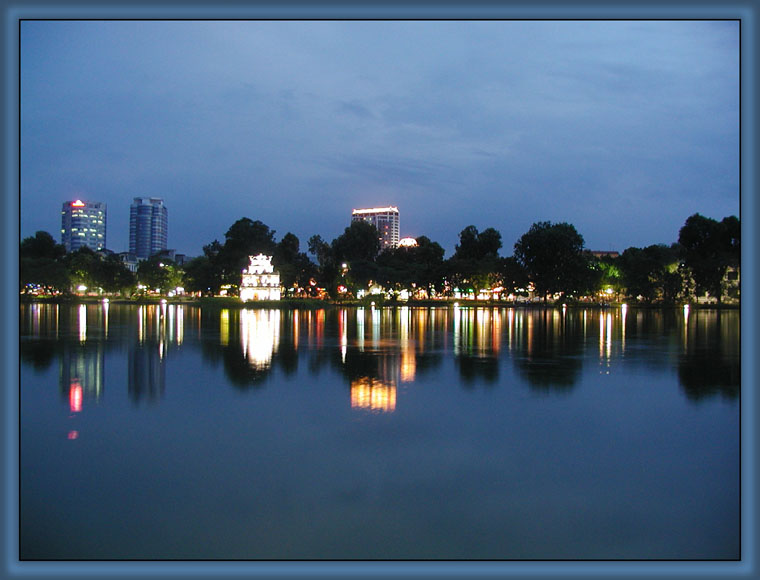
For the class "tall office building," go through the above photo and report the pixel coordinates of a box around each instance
[61,199,106,252]
[351,206,400,250]
[129,197,168,259]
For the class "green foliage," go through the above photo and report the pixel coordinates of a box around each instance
[183,255,221,295]
[453,225,502,261]
[331,221,381,263]
[678,213,740,303]
[446,226,505,295]
[217,218,277,288]
[618,244,681,303]
[20,231,69,293]
[376,236,446,295]
[514,221,588,299]
[272,232,318,295]
[20,231,66,261]
[21,211,739,304]
[137,256,182,293]
[97,254,136,294]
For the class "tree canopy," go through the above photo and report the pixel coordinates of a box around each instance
[514,221,587,300]
[678,213,739,303]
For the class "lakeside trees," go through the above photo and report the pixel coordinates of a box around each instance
[678,214,740,305]
[513,221,588,301]
[20,212,740,304]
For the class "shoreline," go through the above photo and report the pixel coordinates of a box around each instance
[18,295,740,310]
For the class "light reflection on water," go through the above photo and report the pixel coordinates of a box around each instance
[19,303,741,411]
[19,303,740,559]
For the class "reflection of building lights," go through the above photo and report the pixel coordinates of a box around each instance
[400,349,416,383]
[339,309,347,363]
[218,308,230,346]
[351,377,396,413]
[176,305,184,345]
[78,304,87,342]
[68,430,79,440]
[70,381,83,413]
[357,308,365,351]
[240,309,280,370]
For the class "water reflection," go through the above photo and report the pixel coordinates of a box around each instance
[350,377,396,413]
[240,309,280,370]
[678,309,740,401]
[20,304,740,408]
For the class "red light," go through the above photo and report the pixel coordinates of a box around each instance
[69,381,82,413]
[71,200,85,207]
[68,430,79,440]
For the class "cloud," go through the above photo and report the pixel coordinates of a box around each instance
[21,20,739,257]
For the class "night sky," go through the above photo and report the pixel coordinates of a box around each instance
[20,20,739,258]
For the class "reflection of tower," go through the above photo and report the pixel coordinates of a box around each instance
[350,377,396,413]
[59,340,105,408]
[398,307,416,383]
[129,306,168,403]
[128,341,166,403]
[240,309,280,370]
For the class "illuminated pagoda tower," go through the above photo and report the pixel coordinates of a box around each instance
[240,254,281,301]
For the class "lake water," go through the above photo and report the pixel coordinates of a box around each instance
[19,303,740,560]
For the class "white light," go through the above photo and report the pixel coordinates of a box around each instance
[352,206,399,215]
[77,285,87,292]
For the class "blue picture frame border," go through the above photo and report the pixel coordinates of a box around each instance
[4,2,756,579]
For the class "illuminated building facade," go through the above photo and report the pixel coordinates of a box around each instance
[61,199,106,252]
[129,197,168,259]
[240,254,281,301]
[398,237,418,248]
[351,206,399,250]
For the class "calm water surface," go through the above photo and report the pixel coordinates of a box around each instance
[19,303,740,560]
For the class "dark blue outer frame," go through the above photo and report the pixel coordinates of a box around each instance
[3,1,756,579]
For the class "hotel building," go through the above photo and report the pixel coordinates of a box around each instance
[61,199,106,252]
[351,206,400,250]
[129,197,168,260]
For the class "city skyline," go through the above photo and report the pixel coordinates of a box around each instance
[21,20,739,257]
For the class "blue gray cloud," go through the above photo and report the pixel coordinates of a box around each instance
[21,20,739,256]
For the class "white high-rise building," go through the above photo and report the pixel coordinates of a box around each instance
[351,206,399,250]
[61,199,106,252]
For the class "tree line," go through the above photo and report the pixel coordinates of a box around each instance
[20,212,740,304]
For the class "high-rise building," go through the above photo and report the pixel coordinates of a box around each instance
[351,206,400,250]
[129,197,168,260]
[61,199,106,252]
